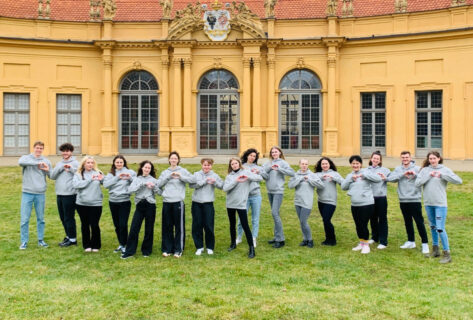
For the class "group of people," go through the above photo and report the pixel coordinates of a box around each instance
[18,142,462,263]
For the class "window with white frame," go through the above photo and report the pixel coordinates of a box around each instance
[361,92,386,155]
[57,94,81,153]
[416,90,442,156]
[3,93,30,156]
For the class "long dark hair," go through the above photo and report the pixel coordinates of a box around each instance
[110,155,128,176]
[315,157,337,172]
[422,151,443,168]
[137,160,156,178]
[368,150,383,167]
[241,148,259,165]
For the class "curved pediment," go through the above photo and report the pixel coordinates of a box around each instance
[168,1,265,41]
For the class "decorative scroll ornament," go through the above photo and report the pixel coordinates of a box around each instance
[133,61,142,70]
[203,1,231,41]
[394,0,407,13]
[168,1,264,40]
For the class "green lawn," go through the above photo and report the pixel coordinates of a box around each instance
[0,164,472,319]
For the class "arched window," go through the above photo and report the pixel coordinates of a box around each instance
[119,70,159,153]
[279,69,322,153]
[198,70,239,153]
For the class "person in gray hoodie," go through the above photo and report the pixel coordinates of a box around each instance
[262,146,295,249]
[223,158,262,258]
[366,151,391,249]
[157,151,195,258]
[104,155,136,254]
[314,157,343,246]
[288,159,324,248]
[415,151,462,264]
[387,151,429,255]
[50,143,79,247]
[121,160,162,259]
[18,141,52,250]
[341,155,382,254]
[72,156,104,252]
[236,148,263,248]
[189,158,223,255]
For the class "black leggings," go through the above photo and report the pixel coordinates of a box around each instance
[318,202,336,243]
[227,208,253,248]
[76,205,102,249]
[400,202,428,243]
[370,196,388,245]
[351,205,374,241]
[109,201,131,247]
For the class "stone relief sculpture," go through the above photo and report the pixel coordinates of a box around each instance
[159,0,173,19]
[264,0,277,18]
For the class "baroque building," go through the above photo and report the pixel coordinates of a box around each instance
[0,0,473,158]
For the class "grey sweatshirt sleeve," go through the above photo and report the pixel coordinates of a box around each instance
[261,162,271,180]
[415,168,432,187]
[363,170,383,183]
[214,174,224,190]
[128,177,145,193]
[278,161,295,177]
[19,155,39,167]
[50,163,64,180]
[72,174,92,189]
[288,175,303,189]
[332,172,344,184]
[223,174,239,192]
[308,173,324,188]
[179,168,196,184]
[247,171,263,183]
[156,171,172,188]
[341,174,353,190]
[103,173,120,189]
[189,172,206,189]
[386,167,402,182]
[441,168,462,185]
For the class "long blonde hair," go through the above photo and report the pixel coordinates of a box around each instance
[78,156,101,178]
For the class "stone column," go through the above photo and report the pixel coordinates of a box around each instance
[252,57,261,128]
[183,57,192,128]
[172,57,182,128]
[242,57,251,128]
[159,45,170,155]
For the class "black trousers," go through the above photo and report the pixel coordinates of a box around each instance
[318,201,336,243]
[57,195,77,239]
[162,201,185,254]
[400,202,428,243]
[124,200,156,256]
[109,201,131,247]
[351,204,374,241]
[370,196,388,245]
[191,201,215,250]
[227,208,253,248]
[76,205,102,249]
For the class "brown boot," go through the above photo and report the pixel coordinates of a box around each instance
[439,250,451,264]
[429,245,440,258]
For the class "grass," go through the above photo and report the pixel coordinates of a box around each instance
[0,164,472,319]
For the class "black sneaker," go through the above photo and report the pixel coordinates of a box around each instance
[299,240,308,246]
[272,241,285,249]
[121,254,133,259]
[114,245,124,253]
[60,239,77,247]
[58,237,68,246]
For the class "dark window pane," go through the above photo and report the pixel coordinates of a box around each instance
[362,124,372,135]
[431,91,442,108]
[417,136,426,148]
[375,93,386,109]
[416,92,428,108]
[375,136,385,147]
[362,135,372,147]
[417,112,428,124]
[362,113,372,124]
[431,112,442,124]
[417,125,428,136]
[431,124,442,136]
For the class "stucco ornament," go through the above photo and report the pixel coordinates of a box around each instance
[159,0,173,19]
[102,0,117,20]
[203,1,232,41]
[326,0,337,16]
[264,0,277,18]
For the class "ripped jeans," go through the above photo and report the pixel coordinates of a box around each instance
[425,206,449,251]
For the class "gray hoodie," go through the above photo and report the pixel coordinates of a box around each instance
[19,154,52,194]
[243,163,263,197]
[366,165,391,197]
[50,157,79,196]
[72,170,103,206]
[315,169,344,206]
[103,168,136,202]
[157,166,195,203]
[387,161,422,203]
[341,168,382,206]
[415,164,462,207]
[223,169,263,209]
[288,169,324,210]
[189,170,224,203]
[262,158,295,194]
[128,175,162,205]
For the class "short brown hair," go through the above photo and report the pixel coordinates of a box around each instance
[201,158,214,165]
[33,141,45,148]
[400,150,411,156]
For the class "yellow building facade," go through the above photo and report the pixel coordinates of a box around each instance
[1,1,473,159]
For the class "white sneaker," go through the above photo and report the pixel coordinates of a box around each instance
[400,241,416,249]
[361,242,371,254]
[421,243,429,254]
[377,244,387,250]
[352,243,363,251]
[195,248,204,256]
[236,237,242,245]
[174,252,182,258]
[368,239,375,245]
[207,249,214,255]
[253,238,257,248]
[162,252,170,257]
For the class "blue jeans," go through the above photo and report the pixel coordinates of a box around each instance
[20,192,46,243]
[237,195,262,239]
[425,206,449,251]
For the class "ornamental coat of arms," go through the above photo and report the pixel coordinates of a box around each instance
[203,3,231,41]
